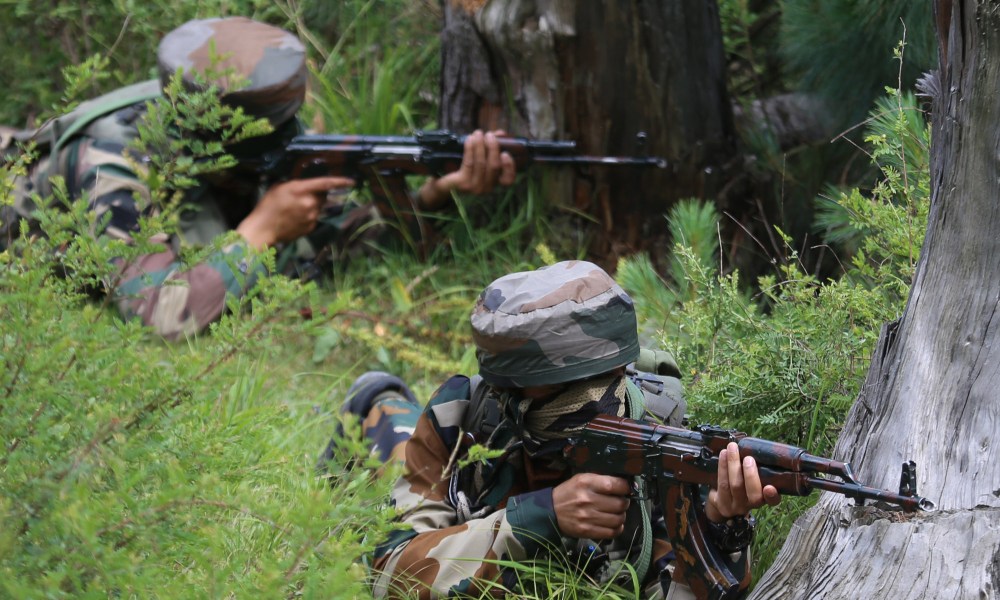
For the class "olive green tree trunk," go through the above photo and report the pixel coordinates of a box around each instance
[439,0,743,262]
[750,2,1000,597]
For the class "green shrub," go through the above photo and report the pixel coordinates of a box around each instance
[0,54,406,598]
[618,90,931,583]
[0,184,405,598]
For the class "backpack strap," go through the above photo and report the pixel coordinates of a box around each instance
[622,352,687,586]
[621,377,654,584]
[30,80,162,197]
[460,374,502,442]
[44,79,162,154]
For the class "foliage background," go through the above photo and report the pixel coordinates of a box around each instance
[1,0,933,597]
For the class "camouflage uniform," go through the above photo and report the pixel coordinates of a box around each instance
[0,17,396,340]
[336,261,743,599]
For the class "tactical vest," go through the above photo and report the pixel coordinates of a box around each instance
[452,350,686,588]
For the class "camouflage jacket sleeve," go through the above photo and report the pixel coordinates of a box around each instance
[111,240,265,340]
[370,376,568,599]
[59,138,266,340]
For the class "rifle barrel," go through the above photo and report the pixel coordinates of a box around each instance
[530,155,667,168]
[807,476,937,512]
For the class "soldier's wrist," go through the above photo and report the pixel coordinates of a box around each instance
[236,215,276,249]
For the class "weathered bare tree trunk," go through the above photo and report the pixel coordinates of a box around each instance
[749,2,1000,597]
[439,0,741,262]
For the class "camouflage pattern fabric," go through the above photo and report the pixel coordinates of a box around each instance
[368,375,702,599]
[359,395,421,465]
[0,18,410,340]
[1,127,269,340]
[157,17,307,128]
[325,371,422,469]
[471,260,641,388]
[0,102,384,339]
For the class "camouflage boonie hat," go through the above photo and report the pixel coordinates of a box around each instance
[157,17,307,127]
[471,260,640,388]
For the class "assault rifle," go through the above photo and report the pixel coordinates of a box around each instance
[254,130,667,184]
[564,415,936,600]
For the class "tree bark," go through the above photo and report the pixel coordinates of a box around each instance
[750,1,1000,597]
[438,0,741,263]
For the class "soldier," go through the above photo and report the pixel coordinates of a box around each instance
[331,260,781,599]
[0,17,515,340]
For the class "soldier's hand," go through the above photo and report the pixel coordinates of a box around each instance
[237,176,354,248]
[552,473,631,540]
[418,129,517,210]
[705,442,781,523]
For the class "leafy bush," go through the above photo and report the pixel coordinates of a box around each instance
[617,90,931,583]
[0,164,404,598]
[0,41,408,598]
